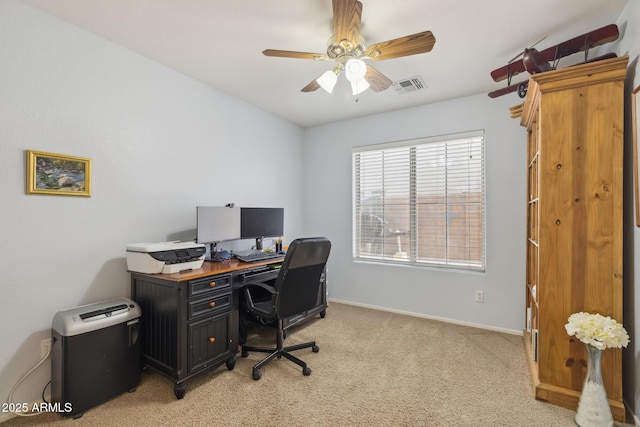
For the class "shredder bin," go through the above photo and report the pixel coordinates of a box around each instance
[51,297,142,418]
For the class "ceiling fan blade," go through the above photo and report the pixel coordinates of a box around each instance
[365,65,393,92]
[263,49,326,60]
[333,0,363,48]
[366,31,436,60]
[301,79,321,92]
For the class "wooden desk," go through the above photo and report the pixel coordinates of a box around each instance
[130,256,326,398]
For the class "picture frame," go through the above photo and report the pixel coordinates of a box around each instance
[26,150,91,197]
[633,85,640,226]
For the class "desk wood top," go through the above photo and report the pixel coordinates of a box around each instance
[129,258,284,282]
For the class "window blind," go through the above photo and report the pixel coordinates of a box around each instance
[352,131,485,271]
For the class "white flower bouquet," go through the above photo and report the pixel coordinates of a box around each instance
[565,312,629,350]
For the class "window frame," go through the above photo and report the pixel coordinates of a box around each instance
[352,130,486,272]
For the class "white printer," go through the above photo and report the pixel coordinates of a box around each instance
[126,241,206,274]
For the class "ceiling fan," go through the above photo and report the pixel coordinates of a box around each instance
[262,0,436,95]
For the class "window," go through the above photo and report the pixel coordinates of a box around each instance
[352,131,485,271]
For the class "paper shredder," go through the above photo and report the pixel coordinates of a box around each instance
[51,297,142,418]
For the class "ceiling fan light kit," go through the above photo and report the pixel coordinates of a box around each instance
[350,78,370,96]
[317,68,339,93]
[262,0,436,96]
[345,58,366,81]
[345,58,370,95]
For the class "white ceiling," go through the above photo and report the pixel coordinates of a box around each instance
[23,0,629,127]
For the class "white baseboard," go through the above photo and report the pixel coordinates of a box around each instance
[327,298,523,335]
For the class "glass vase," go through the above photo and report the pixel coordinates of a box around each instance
[574,344,614,427]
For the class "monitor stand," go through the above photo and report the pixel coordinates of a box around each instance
[255,237,263,251]
[206,243,218,261]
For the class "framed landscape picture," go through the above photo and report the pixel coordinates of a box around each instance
[26,150,91,197]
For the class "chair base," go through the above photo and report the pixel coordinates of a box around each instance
[241,341,319,380]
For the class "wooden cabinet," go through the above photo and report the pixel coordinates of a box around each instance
[519,56,627,422]
[131,270,238,399]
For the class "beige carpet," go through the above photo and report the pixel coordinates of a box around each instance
[2,302,634,426]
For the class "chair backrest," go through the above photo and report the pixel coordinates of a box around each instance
[274,237,332,319]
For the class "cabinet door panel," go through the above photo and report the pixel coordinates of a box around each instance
[188,311,231,374]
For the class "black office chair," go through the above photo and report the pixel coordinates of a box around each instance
[240,237,331,380]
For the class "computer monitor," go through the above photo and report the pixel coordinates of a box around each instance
[240,207,284,250]
[196,206,241,245]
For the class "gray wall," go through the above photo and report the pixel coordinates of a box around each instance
[0,0,304,413]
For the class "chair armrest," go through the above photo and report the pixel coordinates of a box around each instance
[243,282,277,317]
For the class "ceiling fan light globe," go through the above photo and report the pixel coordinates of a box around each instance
[317,69,338,93]
[345,58,367,82]
[350,78,370,95]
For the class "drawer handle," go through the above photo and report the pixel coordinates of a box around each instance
[209,337,216,343]
[209,302,216,308]
[209,281,216,287]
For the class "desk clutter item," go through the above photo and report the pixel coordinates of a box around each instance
[211,249,231,262]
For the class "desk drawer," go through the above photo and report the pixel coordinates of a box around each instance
[237,268,279,285]
[189,293,231,319]
[189,274,231,297]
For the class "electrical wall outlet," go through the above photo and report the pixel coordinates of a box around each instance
[475,290,484,303]
[41,338,52,358]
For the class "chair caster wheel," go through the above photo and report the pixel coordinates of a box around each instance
[252,370,262,381]
[303,367,312,376]
[312,345,319,353]
[241,349,248,357]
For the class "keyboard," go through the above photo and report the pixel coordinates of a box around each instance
[234,250,282,263]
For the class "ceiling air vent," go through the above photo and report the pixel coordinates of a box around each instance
[393,76,427,94]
